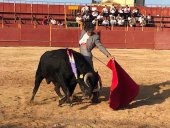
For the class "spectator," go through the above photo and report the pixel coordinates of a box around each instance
[146,14,153,27]
[102,5,109,17]
[118,6,124,17]
[138,15,146,27]
[81,4,89,15]
[83,12,92,23]
[76,13,83,26]
[42,16,48,25]
[116,14,125,26]
[97,12,103,26]
[110,16,117,26]
[50,17,57,25]
[92,9,99,19]
[57,20,64,26]
[102,17,109,26]
[146,14,152,23]
[128,15,136,27]
[110,4,117,17]
[124,5,131,19]
[132,7,139,17]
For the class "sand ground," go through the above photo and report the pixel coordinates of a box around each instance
[0,47,170,128]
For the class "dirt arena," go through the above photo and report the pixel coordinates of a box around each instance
[0,47,170,128]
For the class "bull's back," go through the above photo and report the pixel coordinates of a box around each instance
[38,49,70,77]
[37,48,94,78]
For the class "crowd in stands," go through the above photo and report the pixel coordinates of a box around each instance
[0,4,155,28]
[33,4,153,28]
[76,4,153,27]
[41,16,64,26]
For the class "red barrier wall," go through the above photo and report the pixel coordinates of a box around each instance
[0,28,20,41]
[126,28,154,49]
[0,26,170,50]
[0,28,20,46]
[154,28,170,49]
[51,28,80,47]
[20,28,50,46]
[100,30,126,48]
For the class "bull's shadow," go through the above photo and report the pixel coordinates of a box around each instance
[99,80,170,109]
[99,85,110,102]
[39,81,170,109]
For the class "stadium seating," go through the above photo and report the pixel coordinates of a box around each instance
[0,2,170,28]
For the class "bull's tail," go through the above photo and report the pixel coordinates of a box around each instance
[30,61,43,102]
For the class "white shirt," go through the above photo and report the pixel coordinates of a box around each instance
[117,19,124,25]
[79,33,89,45]
[110,19,117,25]
[102,20,109,25]
[124,7,130,13]
[76,16,82,22]
[97,15,103,20]
[102,7,108,13]
[118,8,124,14]
[110,6,116,14]
[92,11,98,17]
[51,19,56,25]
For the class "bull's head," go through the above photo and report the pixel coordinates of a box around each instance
[78,72,102,103]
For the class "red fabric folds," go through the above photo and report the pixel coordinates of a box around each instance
[107,59,139,110]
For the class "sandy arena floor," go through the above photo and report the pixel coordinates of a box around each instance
[0,47,170,128]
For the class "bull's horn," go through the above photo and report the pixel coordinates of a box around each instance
[84,72,93,87]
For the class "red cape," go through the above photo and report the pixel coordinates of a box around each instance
[107,59,139,110]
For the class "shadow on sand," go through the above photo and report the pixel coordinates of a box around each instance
[33,81,170,109]
[129,80,170,108]
[99,81,170,109]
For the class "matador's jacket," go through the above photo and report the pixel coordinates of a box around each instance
[79,29,111,67]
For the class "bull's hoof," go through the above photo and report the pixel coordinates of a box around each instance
[29,98,34,104]
[28,99,36,106]
[66,98,73,107]
[58,96,67,106]
[69,103,73,107]
[58,102,62,107]
[58,100,64,106]
[91,98,99,104]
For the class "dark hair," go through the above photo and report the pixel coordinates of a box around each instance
[84,22,95,32]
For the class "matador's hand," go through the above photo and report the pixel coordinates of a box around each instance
[108,55,115,61]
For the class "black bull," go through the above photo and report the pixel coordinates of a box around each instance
[30,49,102,106]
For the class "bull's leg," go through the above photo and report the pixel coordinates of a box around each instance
[52,81,63,98]
[58,86,72,106]
[57,76,72,106]
[30,75,43,102]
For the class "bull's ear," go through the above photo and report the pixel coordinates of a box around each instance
[94,71,99,78]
